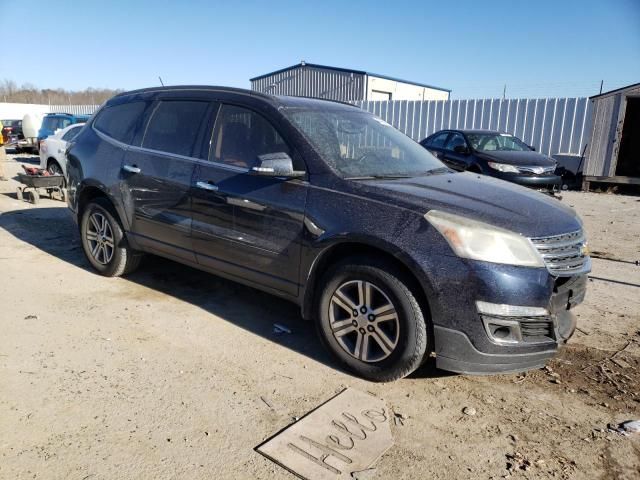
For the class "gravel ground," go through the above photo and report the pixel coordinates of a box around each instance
[1,150,639,479]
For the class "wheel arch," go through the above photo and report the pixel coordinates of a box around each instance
[76,183,131,232]
[301,239,433,325]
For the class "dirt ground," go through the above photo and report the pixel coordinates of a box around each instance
[1,150,639,480]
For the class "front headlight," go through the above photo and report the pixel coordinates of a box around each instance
[424,210,545,267]
[487,162,519,173]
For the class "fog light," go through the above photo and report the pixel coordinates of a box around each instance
[482,316,523,344]
[492,326,512,340]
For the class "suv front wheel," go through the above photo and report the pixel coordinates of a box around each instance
[317,258,430,382]
[80,198,141,277]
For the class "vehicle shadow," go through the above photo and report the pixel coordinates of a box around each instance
[0,206,338,373]
[6,152,40,165]
[0,206,452,381]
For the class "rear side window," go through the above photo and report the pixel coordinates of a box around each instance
[62,126,82,141]
[142,100,209,157]
[94,101,147,144]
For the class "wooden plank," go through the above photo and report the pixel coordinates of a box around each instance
[584,176,640,185]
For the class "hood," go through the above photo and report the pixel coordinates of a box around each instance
[357,171,581,238]
[476,150,556,167]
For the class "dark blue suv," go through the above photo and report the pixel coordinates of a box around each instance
[66,86,590,381]
[38,113,90,143]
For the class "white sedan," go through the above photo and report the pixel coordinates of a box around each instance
[39,123,85,177]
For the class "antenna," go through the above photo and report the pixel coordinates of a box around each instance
[158,76,165,86]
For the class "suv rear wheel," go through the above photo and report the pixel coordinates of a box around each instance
[317,258,430,382]
[80,198,141,277]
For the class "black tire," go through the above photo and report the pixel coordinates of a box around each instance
[80,198,142,277]
[47,160,66,188]
[316,257,430,382]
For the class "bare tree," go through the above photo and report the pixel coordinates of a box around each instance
[0,79,123,104]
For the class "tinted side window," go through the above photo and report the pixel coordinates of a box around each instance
[142,100,210,157]
[429,132,449,148]
[445,132,466,151]
[211,105,290,169]
[62,126,82,141]
[94,101,147,144]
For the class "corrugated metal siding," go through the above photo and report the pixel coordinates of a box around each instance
[251,65,365,102]
[48,104,100,115]
[354,97,593,156]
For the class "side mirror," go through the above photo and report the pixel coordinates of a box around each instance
[250,152,304,178]
[529,145,536,151]
[453,145,470,155]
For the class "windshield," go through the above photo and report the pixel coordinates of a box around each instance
[466,133,531,152]
[283,108,445,178]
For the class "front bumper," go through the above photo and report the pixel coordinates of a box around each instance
[488,171,562,192]
[426,255,587,374]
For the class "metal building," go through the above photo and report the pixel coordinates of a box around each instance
[250,62,450,102]
[583,82,640,189]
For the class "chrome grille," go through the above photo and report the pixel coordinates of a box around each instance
[517,165,556,175]
[530,230,590,276]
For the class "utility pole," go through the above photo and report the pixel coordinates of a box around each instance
[503,84,506,100]
[599,80,603,95]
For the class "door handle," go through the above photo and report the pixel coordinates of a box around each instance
[122,164,141,174]
[196,181,219,192]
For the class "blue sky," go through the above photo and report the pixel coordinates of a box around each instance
[1,0,638,99]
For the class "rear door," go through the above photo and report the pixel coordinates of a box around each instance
[191,103,308,296]
[120,97,213,262]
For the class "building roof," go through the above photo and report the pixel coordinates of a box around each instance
[250,62,451,93]
[589,81,640,99]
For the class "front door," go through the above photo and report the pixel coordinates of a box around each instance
[120,98,213,262]
[442,132,471,170]
[191,104,307,296]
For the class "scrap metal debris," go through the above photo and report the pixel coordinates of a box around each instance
[608,420,640,436]
[273,323,292,335]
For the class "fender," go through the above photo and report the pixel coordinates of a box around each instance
[299,232,438,321]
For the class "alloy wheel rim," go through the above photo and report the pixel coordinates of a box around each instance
[329,280,400,363]
[86,212,114,265]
